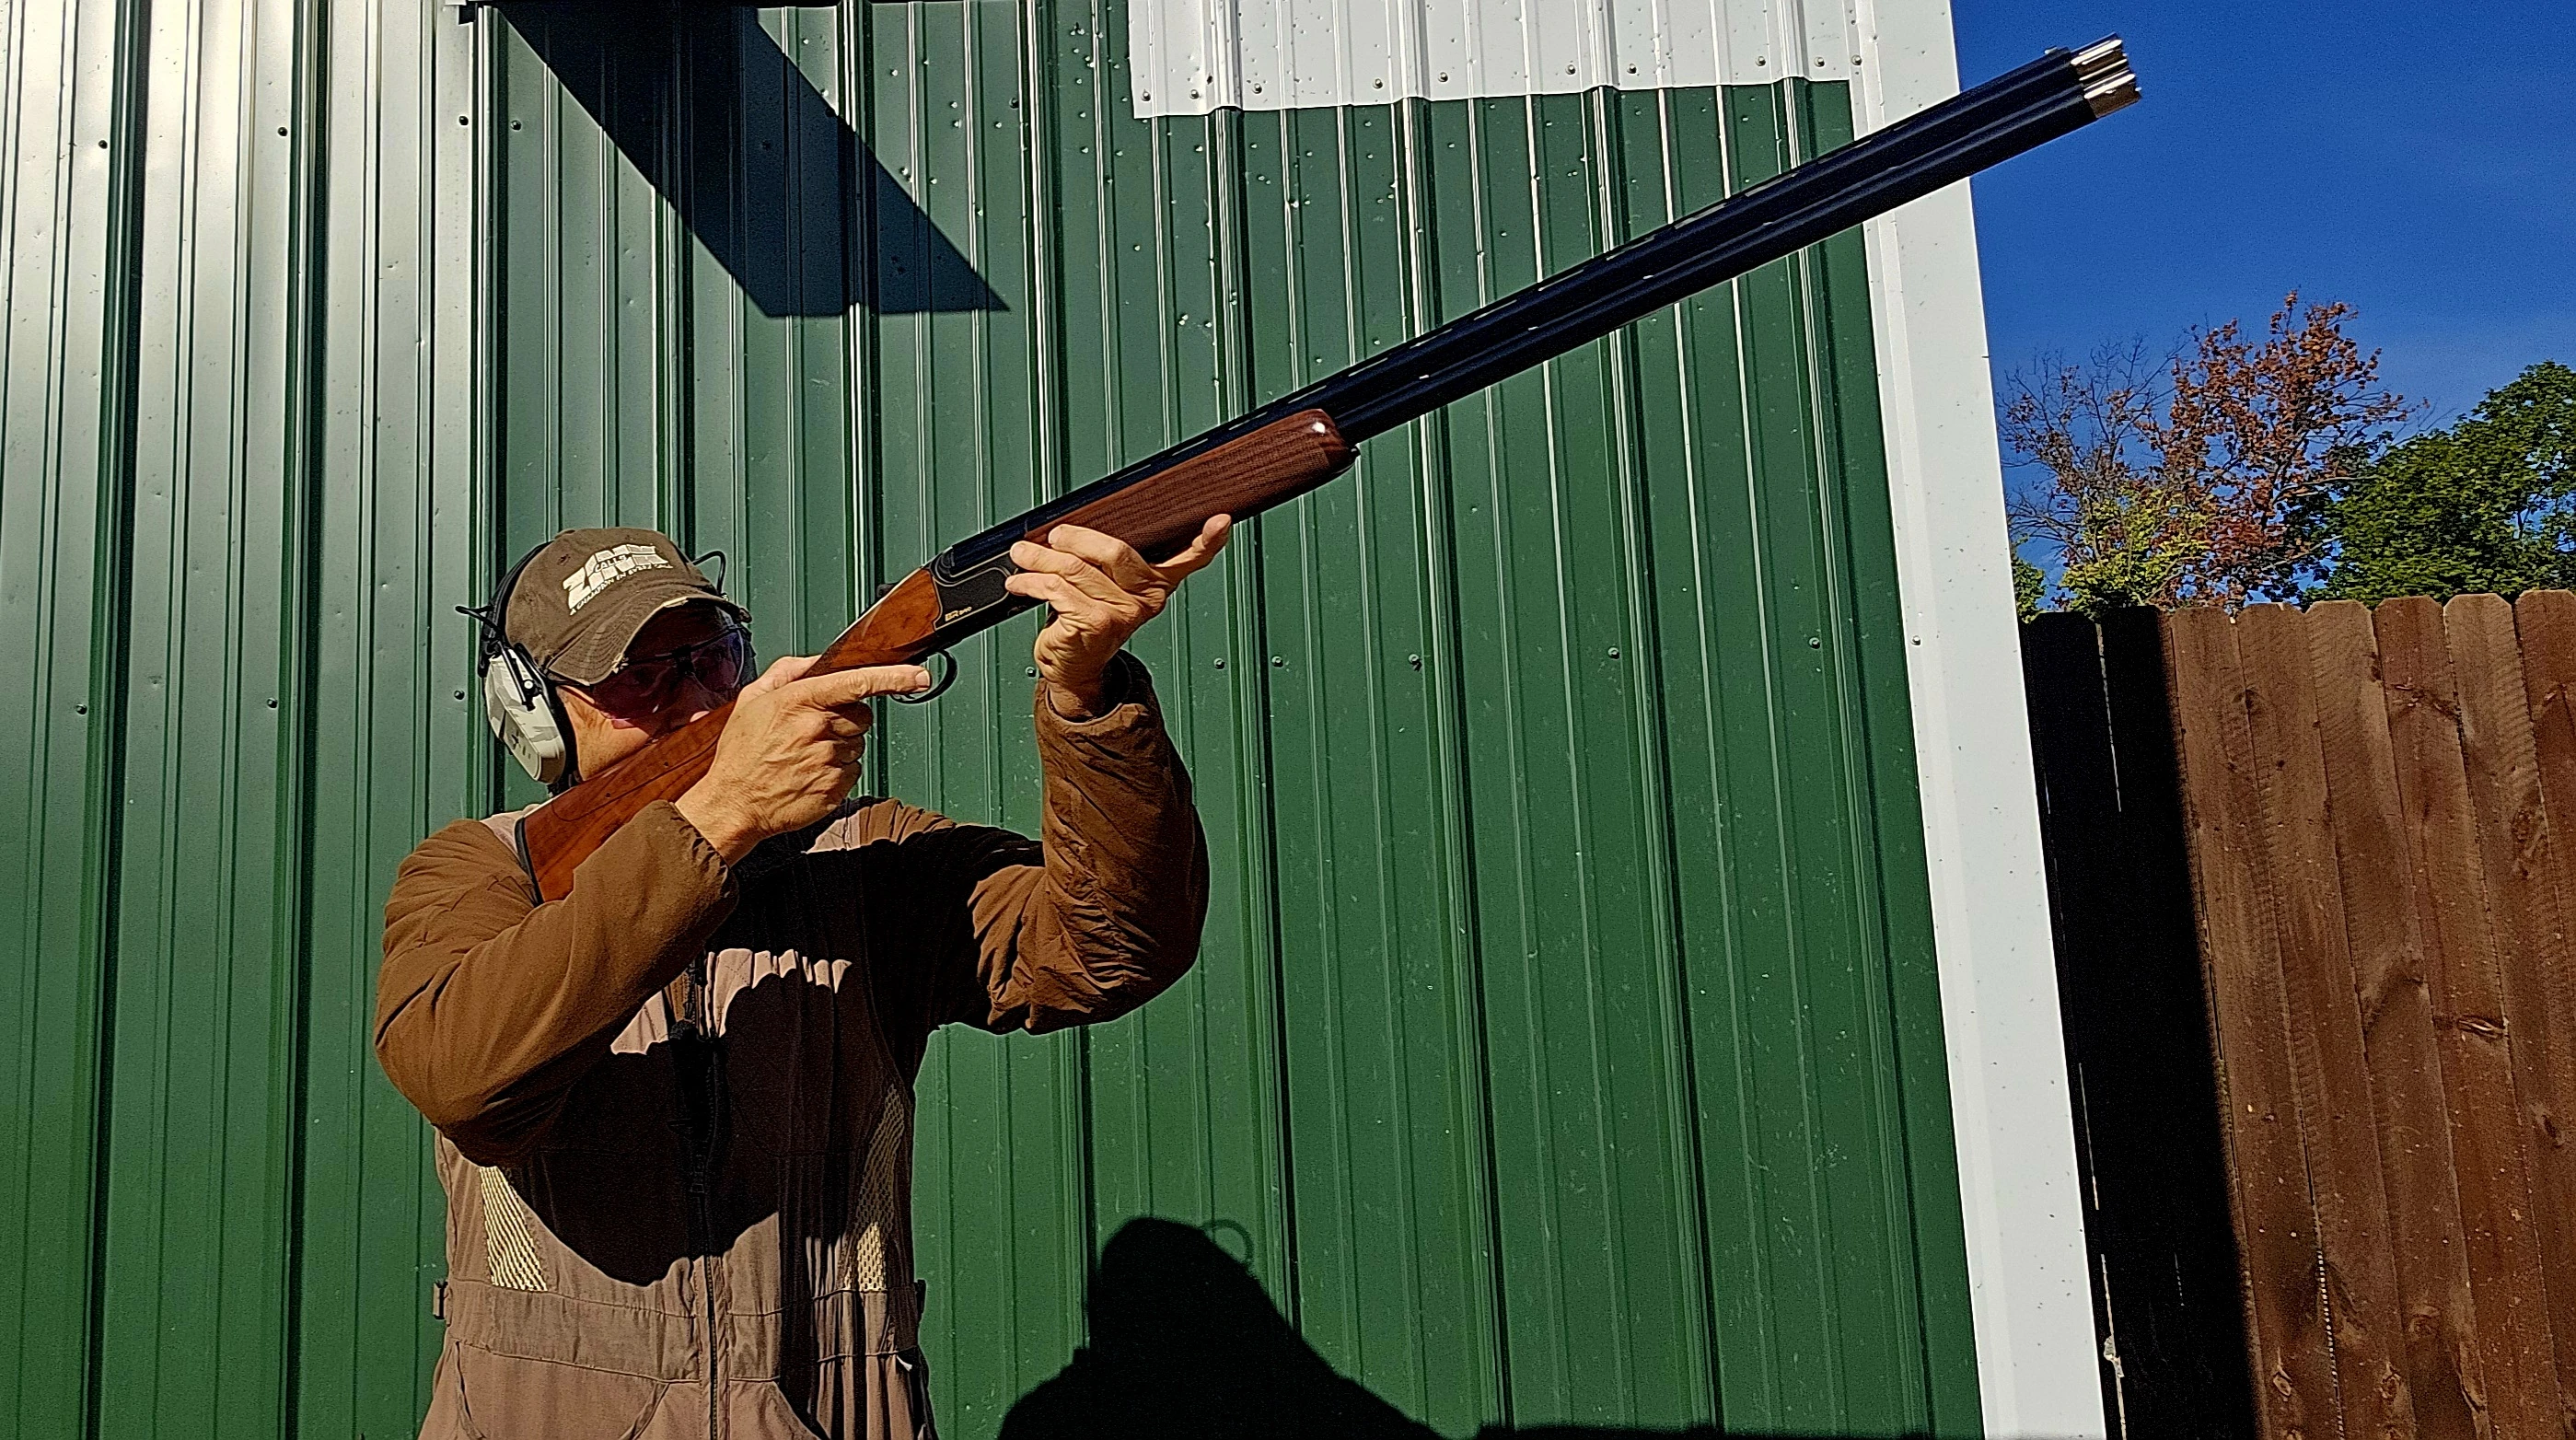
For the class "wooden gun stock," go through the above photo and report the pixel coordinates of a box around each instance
[516,411,1352,900]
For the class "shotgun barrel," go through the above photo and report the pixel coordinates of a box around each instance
[513,37,2140,900]
[916,37,2140,633]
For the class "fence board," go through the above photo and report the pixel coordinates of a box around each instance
[2234,604,2413,1440]
[2164,608,2339,1440]
[2518,590,2576,1440]
[2305,600,2488,1440]
[2374,597,2563,1440]
[2446,596,2576,1433]
[2521,591,2576,845]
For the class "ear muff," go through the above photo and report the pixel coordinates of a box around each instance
[462,542,579,790]
[482,635,572,787]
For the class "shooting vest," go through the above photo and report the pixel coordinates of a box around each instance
[415,805,933,1440]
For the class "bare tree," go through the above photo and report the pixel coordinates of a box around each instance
[2002,338,2190,613]
[2003,295,2416,613]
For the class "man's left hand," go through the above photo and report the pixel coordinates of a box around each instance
[1006,516,1231,717]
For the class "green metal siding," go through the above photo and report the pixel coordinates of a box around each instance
[1,1,135,1433]
[1,0,1978,1435]
[3,0,474,1434]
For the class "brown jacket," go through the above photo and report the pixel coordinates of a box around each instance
[376,658,1207,1440]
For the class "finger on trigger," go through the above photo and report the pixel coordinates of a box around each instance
[791,664,933,710]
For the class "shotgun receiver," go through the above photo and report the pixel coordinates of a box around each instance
[516,37,2139,900]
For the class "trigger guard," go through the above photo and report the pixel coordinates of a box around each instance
[894,650,957,705]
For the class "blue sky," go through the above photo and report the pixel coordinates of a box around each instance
[1955,2,2574,427]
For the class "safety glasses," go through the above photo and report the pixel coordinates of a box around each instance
[573,625,750,719]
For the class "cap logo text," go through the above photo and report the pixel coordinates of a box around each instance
[563,544,670,612]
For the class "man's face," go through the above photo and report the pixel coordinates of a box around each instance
[557,602,749,774]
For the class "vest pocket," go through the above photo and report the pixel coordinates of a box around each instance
[451,1341,666,1440]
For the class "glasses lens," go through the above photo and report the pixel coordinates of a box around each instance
[583,660,671,716]
[698,630,748,693]
[581,626,746,717]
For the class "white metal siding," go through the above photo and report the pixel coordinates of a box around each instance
[1128,0,1859,116]
[1853,0,2108,1433]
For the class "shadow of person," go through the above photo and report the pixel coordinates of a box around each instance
[999,1219,1945,1440]
[999,1217,1438,1440]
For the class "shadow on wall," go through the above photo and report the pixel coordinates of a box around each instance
[999,1218,1962,1440]
[498,2,1004,317]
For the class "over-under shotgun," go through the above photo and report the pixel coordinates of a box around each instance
[516,38,2141,901]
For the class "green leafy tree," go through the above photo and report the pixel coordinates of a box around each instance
[2013,552,2048,622]
[2310,362,2576,603]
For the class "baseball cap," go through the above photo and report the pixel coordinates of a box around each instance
[505,528,751,686]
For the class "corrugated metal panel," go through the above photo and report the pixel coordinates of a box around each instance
[2,0,1985,1434]
[0,1,134,1433]
[294,0,482,1431]
[0,0,475,1434]
[1127,0,1859,116]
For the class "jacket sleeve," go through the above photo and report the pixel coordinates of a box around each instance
[906,655,1212,1035]
[374,801,738,1166]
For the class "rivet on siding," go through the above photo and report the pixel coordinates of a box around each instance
[75,704,87,715]
[1437,73,1448,83]
[1213,657,1225,669]
[1027,667,1039,678]
[455,691,467,700]
[458,114,470,125]
[1756,56,1767,66]
[1607,647,1620,659]
[1374,77,1384,88]
[97,139,107,149]
[1271,656,1285,668]
[1566,64,1577,75]
[510,120,523,130]
[277,126,288,136]
[268,698,279,708]
[1408,655,1421,669]
[1808,636,1822,649]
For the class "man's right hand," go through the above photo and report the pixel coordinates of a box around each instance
[674,656,933,864]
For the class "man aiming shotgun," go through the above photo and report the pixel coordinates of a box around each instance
[377,517,1230,1439]
[376,37,2134,1440]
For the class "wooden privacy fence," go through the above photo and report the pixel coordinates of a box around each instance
[2026,595,2576,1440]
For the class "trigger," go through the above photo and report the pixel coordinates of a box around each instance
[894,651,958,705]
